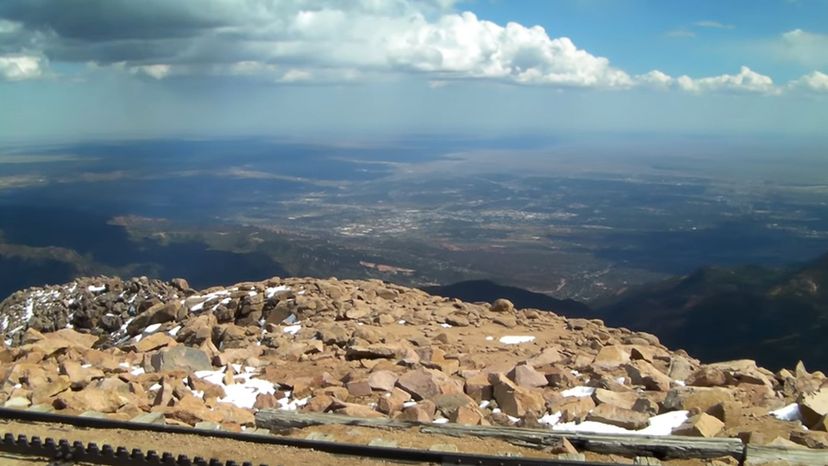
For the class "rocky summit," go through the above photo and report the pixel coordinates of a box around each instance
[0,275,827,452]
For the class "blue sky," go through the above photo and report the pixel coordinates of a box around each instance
[1,0,827,142]
[473,0,828,79]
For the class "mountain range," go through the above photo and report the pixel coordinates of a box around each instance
[431,252,828,372]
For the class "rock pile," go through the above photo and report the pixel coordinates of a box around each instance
[0,276,826,451]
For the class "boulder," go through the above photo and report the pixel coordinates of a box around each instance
[592,388,638,410]
[149,346,212,373]
[397,368,458,401]
[799,388,828,429]
[490,373,545,418]
[508,365,548,388]
[673,413,724,437]
[368,370,398,393]
[133,333,176,353]
[586,403,649,430]
[593,345,630,368]
[491,299,514,313]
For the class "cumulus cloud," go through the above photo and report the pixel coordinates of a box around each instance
[0,0,630,88]
[788,70,828,93]
[636,70,674,89]
[0,54,46,80]
[675,66,779,94]
[775,29,828,67]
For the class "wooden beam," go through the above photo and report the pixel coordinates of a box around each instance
[255,409,745,460]
[744,445,828,465]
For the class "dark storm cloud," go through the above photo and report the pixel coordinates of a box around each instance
[0,0,225,41]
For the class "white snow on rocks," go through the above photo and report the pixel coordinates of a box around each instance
[87,285,106,293]
[770,403,803,422]
[143,323,162,334]
[550,410,689,436]
[561,386,595,398]
[283,324,302,335]
[265,285,290,299]
[498,335,535,345]
[195,366,276,410]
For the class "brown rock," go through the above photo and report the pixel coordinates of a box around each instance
[798,388,828,429]
[687,367,729,387]
[526,347,563,367]
[490,373,545,418]
[397,401,436,423]
[54,386,127,413]
[706,401,743,428]
[336,403,384,418]
[673,413,724,437]
[593,345,630,368]
[446,315,470,327]
[542,367,577,388]
[432,393,476,418]
[346,380,373,397]
[304,394,334,413]
[368,370,398,393]
[508,365,548,389]
[789,430,828,449]
[345,343,403,360]
[377,388,410,415]
[491,299,514,313]
[397,368,442,401]
[624,361,672,391]
[464,372,493,402]
[586,403,649,430]
[668,356,695,381]
[450,404,484,425]
[253,393,278,410]
[493,315,517,328]
[133,333,176,353]
[661,387,734,414]
[592,388,638,410]
[59,360,103,390]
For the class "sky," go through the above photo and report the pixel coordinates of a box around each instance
[1,0,827,143]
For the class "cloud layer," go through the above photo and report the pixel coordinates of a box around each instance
[0,0,825,94]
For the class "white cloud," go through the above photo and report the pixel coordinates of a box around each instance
[788,70,828,93]
[130,64,172,79]
[636,70,673,89]
[0,54,46,81]
[0,0,629,88]
[675,66,778,94]
[775,29,828,67]
[693,20,734,30]
[0,19,21,34]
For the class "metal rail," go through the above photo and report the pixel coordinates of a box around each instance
[0,407,624,466]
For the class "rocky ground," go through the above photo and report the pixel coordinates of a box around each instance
[0,276,826,462]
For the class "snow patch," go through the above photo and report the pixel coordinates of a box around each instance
[265,285,290,299]
[561,386,595,398]
[499,335,535,345]
[87,285,106,293]
[194,367,277,410]
[168,326,181,337]
[283,324,302,335]
[143,323,162,334]
[539,411,562,426]
[770,403,803,422]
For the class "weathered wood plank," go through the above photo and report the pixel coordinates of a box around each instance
[255,409,745,460]
[744,445,828,465]
[256,409,413,430]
